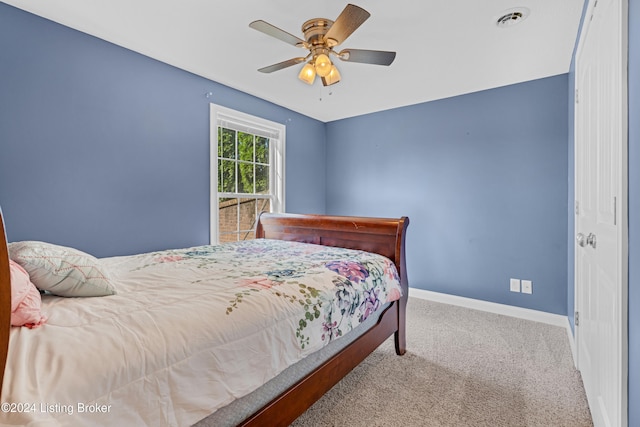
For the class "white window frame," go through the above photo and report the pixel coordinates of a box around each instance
[209,104,285,244]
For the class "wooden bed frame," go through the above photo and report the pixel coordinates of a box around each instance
[0,209,409,427]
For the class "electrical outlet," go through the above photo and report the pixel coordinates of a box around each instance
[522,280,532,294]
[510,278,521,292]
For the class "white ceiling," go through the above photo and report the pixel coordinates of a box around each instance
[3,0,584,122]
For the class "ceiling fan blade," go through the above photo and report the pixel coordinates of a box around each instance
[249,20,306,47]
[338,49,396,66]
[324,4,370,46]
[258,57,306,73]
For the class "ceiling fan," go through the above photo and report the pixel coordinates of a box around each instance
[249,4,396,86]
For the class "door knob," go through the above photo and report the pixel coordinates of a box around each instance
[587,233,597,248]
[576,233,586,247]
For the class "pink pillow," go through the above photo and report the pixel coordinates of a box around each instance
[9,259,47,328]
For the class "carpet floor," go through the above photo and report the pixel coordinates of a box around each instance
[291,297,593,427]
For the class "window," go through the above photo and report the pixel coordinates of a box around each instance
[210,104,285,244]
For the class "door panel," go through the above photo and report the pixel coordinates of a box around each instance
[574,0,627,426]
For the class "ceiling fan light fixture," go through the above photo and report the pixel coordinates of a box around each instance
[315,53,332,77]
[250,4,396,87]
[298,62,316,84]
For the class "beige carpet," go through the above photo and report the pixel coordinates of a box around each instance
[291,297,593,427]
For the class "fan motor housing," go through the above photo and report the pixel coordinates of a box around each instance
[301,18,335,48]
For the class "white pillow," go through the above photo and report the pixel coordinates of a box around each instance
[8,241,116,297]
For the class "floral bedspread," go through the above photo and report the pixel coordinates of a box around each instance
[129,238,402,350]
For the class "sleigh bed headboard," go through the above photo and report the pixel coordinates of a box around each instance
[256,212,409,280]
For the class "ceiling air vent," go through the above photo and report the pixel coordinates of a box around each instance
[496,8,530,28]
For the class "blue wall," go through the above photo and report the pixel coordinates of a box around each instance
[326,76,569,315]
[0,3,326,257]
[628,0,639,425]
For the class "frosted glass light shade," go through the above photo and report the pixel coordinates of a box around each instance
[322,65,341,86]
[314,54,332,77]
[298,62,316,84]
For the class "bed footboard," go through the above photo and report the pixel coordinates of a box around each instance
[0,210,10,394]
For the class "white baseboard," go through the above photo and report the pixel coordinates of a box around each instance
[409,288,577,366]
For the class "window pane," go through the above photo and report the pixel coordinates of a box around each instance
[240,231,255,241]
[239,198,257,232]
[237,162,254,194]
[219,233,238,243]
[257,198,271,215]
[212,105,284,245]
[219,128,235,159]
[218,159,236,193]
[256,137,269,164]
[238,132,254,162]
[218,198,238,236]
[256,164,269,193]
